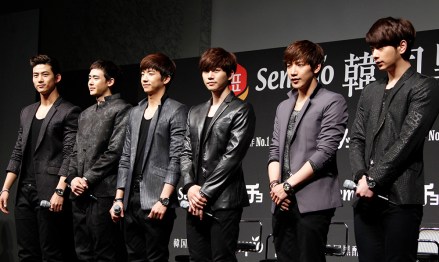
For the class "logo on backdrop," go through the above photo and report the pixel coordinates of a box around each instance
[229,64,249,100]
[341,183,439,206]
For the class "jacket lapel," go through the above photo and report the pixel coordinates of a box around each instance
[203,92,233,145]
[22,103,40,153]
[35,97,62,152]
[130,99,147,166]
[373,67,415,138]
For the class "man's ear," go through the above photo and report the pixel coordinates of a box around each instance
[163,75,171,85]
[313,64,322,75]
[55,74,62,84]
[228,70,235,81]
[107,78,115,87]
[398,40,408,55]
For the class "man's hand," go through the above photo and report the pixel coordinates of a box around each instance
[148,201,167,220]
[187,185,207,220]
[49,193,64,212]
[110,202,124,222]
[0,191,10,214]
[270,183,288,205]
[71,177,88,196]
[356,175,374,198]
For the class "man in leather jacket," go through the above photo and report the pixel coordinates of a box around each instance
[181,47,256,262]
[349,17,439,262]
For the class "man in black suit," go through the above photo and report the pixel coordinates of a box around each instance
[65,60,131,261]
[349,17,439,261]
[181,47,256,262]
[110,53,187,262]
[0,54,80,261]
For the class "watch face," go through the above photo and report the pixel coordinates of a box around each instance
[55,189,64,196]
[283,182,291,192]
[160,198,169,206]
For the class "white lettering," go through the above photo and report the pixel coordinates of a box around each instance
[255,68,268,91]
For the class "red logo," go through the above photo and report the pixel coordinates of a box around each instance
[228,64,249,100]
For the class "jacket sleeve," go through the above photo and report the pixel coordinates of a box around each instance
[308,94,348,174]
[368,77,439,188]
[201,103,256,199]
[349,90,368,182]
[268,104,281,165]
[84,104,132,185]
[164,104,188,186]
[116,109,133,189]
[6,108,27,175]
[180,107,196,188]
[60,106,80,179]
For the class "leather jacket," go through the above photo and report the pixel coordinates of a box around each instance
[181,92,256,210]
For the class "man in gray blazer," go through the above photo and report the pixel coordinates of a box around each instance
[66,60,131,261]
[0,54,80,261]
[268,40,348,262]
[111,53,187,262]
[350,17,439,262]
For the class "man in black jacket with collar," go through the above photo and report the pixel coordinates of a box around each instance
[181,48,256,262]
[66,60,131,262]
[350,17,439,261]
[0,54,80,261]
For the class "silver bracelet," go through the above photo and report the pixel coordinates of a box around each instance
[0,189,10,195]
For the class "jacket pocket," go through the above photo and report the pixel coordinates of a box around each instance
[46,166,60,175]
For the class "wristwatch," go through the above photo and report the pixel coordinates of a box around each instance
[55,188,64,197]
[159,197,170,207]
[366,176,376,189]
[283,182,294,195]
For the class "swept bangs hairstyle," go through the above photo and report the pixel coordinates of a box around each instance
[283,40,324,72]
[366,17,415,60]
[30,54,61,76]
[199,48,237,76]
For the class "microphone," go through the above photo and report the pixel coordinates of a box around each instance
[113,204,122,216]
[180,200,218,220]
[40,200,51,208]
[343,179,397,205]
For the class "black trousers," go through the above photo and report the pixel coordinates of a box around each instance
[15,183,77,262]
[72,195,126,262]
[186,207,242,262]
[354,198,422,262]
[123,191,175,262]
[272,203,334,262]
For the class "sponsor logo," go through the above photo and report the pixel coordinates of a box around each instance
[229,64,249,100]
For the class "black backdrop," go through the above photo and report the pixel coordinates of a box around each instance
[61,30,439,261]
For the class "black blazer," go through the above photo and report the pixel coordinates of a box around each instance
[350,67,439,205]
[181,92,256,211]
[6,97,80,201]
[66,94,131,197]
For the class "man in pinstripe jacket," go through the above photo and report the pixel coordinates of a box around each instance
[111,53,188,262]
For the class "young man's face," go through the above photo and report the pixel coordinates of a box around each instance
[88,68,113,100]
[286,60,319,91]
[371,46,401,71]
[202,68,232,93]
[32,64,60,96]
[141,68,169,95]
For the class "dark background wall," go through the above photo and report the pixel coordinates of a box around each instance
[1,1,439,261]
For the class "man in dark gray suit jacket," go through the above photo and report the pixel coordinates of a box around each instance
[181,48,256,262]
[111,53,187,262]
[66,60,131,261]
[0,54,80,261]
[268,40,348,262]
[350,17,439,262]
